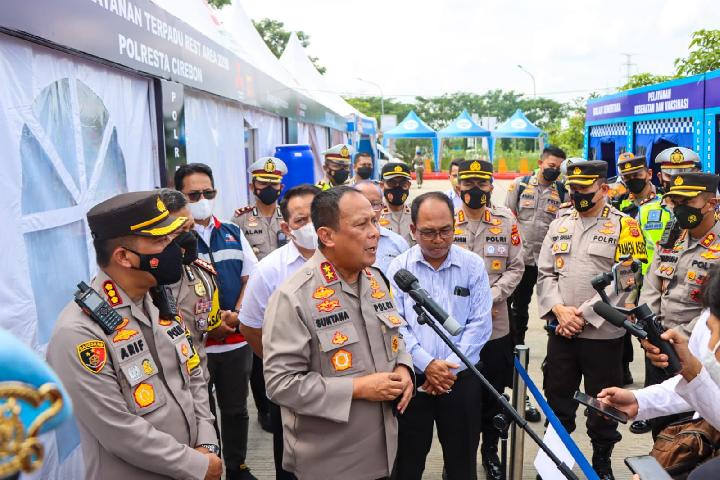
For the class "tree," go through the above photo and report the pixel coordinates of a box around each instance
[618,72,676,91]
[675,29,720,76]
[207,0,231,8]
[252,18,326,74]
[547,96,587,157]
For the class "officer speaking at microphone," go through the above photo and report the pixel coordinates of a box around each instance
[262,186,414,480]
[46,191,221,480]
[536,160,647,480]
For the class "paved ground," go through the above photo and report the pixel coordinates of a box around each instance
[242,179,654,479]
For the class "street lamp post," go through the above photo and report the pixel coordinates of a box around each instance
[357,77,384,116]
[517,65,536,98]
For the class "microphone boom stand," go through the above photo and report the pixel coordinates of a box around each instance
[411,303,579,480]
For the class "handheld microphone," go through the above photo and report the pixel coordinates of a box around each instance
[393,269,464,336]
[593,301,681,375]
[592,302,647,339]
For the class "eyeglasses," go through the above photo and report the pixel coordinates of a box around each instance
[416,227,454,240]
[370,202,384,212]
[185,189,217,202]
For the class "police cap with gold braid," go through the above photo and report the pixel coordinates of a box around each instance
[87,191,187,240]
[381,161,412,180]
[663,172,720,199]
[654,146,700,171]
[249,156,287,184]
[617,154,647,175]
[458,160,493,181]
[565,160,608,187]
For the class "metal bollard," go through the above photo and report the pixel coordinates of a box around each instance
[510,345,530,480]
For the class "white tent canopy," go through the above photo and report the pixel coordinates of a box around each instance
[280,32,360,118]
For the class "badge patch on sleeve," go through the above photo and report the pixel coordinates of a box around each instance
[77,340,107,374]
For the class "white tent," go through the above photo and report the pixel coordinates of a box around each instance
[280,32,360,117]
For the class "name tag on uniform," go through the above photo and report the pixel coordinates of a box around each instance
[645,221,663,231]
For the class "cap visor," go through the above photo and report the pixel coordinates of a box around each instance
[660,163,696,171]
[458,173,492,180]
[383,173,411,179]
[252,174,282,183]
[136,215,187,236]
[566,178,597,186]
[620,165,644,174]
[663,190,703,199]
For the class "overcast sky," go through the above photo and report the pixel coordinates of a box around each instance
[241,0,720,103]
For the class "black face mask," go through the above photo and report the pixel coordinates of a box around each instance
[625,178,647,195]
[674,204,705,229]
[330,169,349,185]
[356,166,373,180]
[462,187,491,209]
[384,186,409,206]
[572,190,597,212]
[175,231,199,265]
[542,167,561,182]
[255,186,281,205]
[125,241,184,285]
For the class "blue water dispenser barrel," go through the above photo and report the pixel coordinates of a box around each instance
[274,144,316,195]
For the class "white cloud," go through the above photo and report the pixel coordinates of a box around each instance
[239,0,720,103]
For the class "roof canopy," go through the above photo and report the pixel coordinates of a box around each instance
[492,109,543,138]
[383,111,436,138]
[438,109,491,138]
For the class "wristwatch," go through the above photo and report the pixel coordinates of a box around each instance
[199,443,220,455]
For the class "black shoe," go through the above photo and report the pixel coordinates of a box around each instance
[525,397,541,423]
[591,443,615,480]
[623,365,634,386]
[227,464,258,480]
[629,419,652,434]
[258,412,272,433]
[482,450,504,480]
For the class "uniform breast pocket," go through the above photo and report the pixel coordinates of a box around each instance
[377,312,407,361]
[317,323,367,377]
[484,243,509,274]
[588,241,616,260]
[119,357,167,416]
[519,195,537,212]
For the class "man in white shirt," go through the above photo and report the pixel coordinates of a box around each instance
[239,184,320,480]
[598,310,720,431]
[387,191,493,479]
[175,163,259,480]
[354,180,410,273]
[444,158,463,213]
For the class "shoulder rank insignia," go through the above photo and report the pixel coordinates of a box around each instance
[233,206,253,217]
[193,258,217,276]
[701,232,716,248]
[457,209,466,224]
[320,261,339,284]
[77,340,107,374]
[103,281,122,306]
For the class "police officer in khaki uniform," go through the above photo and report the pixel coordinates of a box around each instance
[232,157,288,261]
[46,191,222,480]
[159,189,235,381]
[263,186,414,479]
[231,157,288,431]
[452,160,524,479]
[537,161,647,480]
[380,161,415,245]
[316,144,354,190]
[504,146,566,352]
[638,172,720,437]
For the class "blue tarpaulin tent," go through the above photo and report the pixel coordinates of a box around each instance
[491,109,545,160]
[438,109,492,160]
[383,110,440,170]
